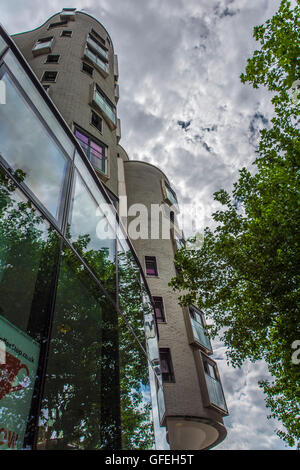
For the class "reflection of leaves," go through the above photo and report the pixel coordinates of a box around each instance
[118,251,154,449]
[0,167,154,449]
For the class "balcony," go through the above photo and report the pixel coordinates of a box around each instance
[205,373,228,413]
[87,35,108,60]
[191,317,212,352]
[84,46,108,76]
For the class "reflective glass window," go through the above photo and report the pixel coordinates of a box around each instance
[0,66,69,223]
[0,167,60,449]
[37,245,120,449]
[68,168,115,284]
[3,51,74,157]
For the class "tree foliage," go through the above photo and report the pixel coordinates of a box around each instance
[170,0,300,448]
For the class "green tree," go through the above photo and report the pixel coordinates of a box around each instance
[170,0,300,448]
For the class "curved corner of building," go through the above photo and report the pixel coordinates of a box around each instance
[166,415,227,450]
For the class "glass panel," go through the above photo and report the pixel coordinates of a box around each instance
[117,241,166,444]
[87,36,108,60]
[33,39,52,50]
[118,314,155,449]
[205,374,227,412]
[84,46,108,73]
[0,35,8,57]
[75,130,88,145]
[0,167,60,449]
[165,182,178,208]
[190,317,212,351]
[68,169,115,282]
[0,67,69,222]
[37,245,120,449]
[4,51,74,157]
[93,86,116,125]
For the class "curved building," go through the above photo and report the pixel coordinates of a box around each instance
[5,8,228,450]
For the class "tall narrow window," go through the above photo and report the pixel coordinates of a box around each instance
[153,297,165,323]
[91,110,102,132]
[159,348,175,382]
[82,61,93,77]
[145,256,158,276]
[75,128,107,175]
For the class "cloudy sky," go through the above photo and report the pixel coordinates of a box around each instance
[2,0,292,450]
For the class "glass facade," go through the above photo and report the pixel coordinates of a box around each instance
[0,30,166,450]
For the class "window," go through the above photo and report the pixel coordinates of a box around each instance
[82,61,93,77]
[84,45,108,74]
[159,348,175,382]
[45,54,60,63]
[87,34,108,60]
[42,71,58,82]
[48,20,68,29]
[60,8,76,20]
[32,37,54,56]
[91,110,102,132]
[0,67,69,222]
[153,297,165,323]
[145,256,158,276]
[91,28,106,45]
[189,306,212,351]
[165,181,178,207]
[75,128,107,175]
[60,30,72,37]
[93,84,116,127]
[42,84,50,93]
[201,354,227,412]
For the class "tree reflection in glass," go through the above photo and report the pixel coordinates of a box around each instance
[0,166,60,449]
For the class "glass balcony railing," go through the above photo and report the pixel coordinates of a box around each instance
[93,87,116,125]
[191,317,212,351]
[84,46,108,73]
[205,374,227,412]
[87,35,108,60]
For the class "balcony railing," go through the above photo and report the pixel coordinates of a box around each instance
[191,317,212,351]
[87,35,108,60]
[205,373,227,413]
[84,46,108,73]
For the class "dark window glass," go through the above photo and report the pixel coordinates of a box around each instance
[48,21,68,29]
[82,61,93,76]
[46,54,60,63]
[91,111,102,132]
[75,128,106,174]
[91,28,106,45]
[42,71,57,82]
[153,297,165,323]
[60,30,72,37]
[145,256,158,276]
[189,306,204,327]
[37,245,120,449]
[0,168,60,449]
[0,68,69,223]
[159,348,174,382]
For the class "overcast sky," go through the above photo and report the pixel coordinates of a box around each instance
[2,0,291,450]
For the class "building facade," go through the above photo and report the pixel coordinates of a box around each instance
[0,8,227,450]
